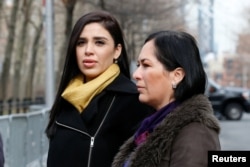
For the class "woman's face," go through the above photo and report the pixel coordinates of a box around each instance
[133,40,175,110]
[76,22,121,82]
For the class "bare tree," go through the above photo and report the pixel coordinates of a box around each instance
[98,0,106,10]
[24,7,44,99]
[0,0,4,71]
[0,0,3,16]
[0,0,20,100]
[0,0,194,114]
[56,0,77,87]
[12,0,33,102]
[94,0,187,61]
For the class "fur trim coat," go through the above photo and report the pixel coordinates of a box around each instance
[112,94,220,167]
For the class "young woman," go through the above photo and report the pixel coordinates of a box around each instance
[112,31,221,167]
[46,11,153,167]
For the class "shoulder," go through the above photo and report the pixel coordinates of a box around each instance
[169,122,220,167]
[170,94,221,133]
[106,74,138,94]
[175,122,220,147]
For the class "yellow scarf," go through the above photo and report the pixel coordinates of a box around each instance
[61,64,120,113]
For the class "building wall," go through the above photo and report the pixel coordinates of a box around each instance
[206,52,250,88]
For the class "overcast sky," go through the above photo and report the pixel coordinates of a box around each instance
[186,0,250,54]
[214,0,250,53]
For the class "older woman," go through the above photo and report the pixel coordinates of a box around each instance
[112,30,220,167]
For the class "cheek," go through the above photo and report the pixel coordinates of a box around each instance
[146,72,169,98]
[146,71,162,86]
[76,56,83,69]
[98,50,114,63]
[144,73,161,95]
[76,48,82,61]
[103,55,113,64]
[99,57,113,72]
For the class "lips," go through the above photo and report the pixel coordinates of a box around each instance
[136,85,144,92]
[82,59,97,68]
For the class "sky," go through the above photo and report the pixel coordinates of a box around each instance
[186,0,250,54]
[214,0,250,53]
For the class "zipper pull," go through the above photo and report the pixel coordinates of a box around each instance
[90,137,94,147]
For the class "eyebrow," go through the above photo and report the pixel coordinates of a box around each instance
[139,58,150,63]
[93,36,108,41]
[78,36,108,41]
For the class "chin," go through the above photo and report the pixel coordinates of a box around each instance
[139,95,148,104]
[83,71,100,79]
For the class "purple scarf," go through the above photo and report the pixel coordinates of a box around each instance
[123,101,179,167]
[134,101,179,145]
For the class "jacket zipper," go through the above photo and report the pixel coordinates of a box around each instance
[56,95,116,167]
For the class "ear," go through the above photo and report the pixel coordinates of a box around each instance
[172,67,185,85]
[114,44,122,59]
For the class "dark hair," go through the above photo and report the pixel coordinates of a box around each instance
[46,11,130,138]
[145,30,207,102]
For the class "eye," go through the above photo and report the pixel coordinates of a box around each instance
[136,62,150,68]
[77,39,86,46]
[141,63,150,68]
[136,62,140,67]
[137,59,151,68]
[96,40,105,46]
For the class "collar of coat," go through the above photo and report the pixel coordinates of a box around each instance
[112,94,220,167]
[105,73,138,94]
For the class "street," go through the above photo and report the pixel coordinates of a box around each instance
[219,113,250,150]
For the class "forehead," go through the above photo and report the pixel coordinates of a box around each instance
[139,40,157,59]
[80,22,111,37]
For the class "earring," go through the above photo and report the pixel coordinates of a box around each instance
[113,58,118,64]
[172,83,177,89]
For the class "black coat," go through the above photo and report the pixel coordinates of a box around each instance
[47,74,153,167]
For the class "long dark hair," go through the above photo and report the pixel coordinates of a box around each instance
[46,11,130,138]
[145,30,207,102]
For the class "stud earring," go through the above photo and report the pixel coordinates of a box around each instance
[113,58,118,64]
[172,83,177,89]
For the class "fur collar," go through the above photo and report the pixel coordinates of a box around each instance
[112,94,220,167]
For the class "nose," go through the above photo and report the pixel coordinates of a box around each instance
[85,43,94,56]
[133,67,141,81]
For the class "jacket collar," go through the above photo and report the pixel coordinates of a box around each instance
[106,73,138,94]
[56,74,137,133]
